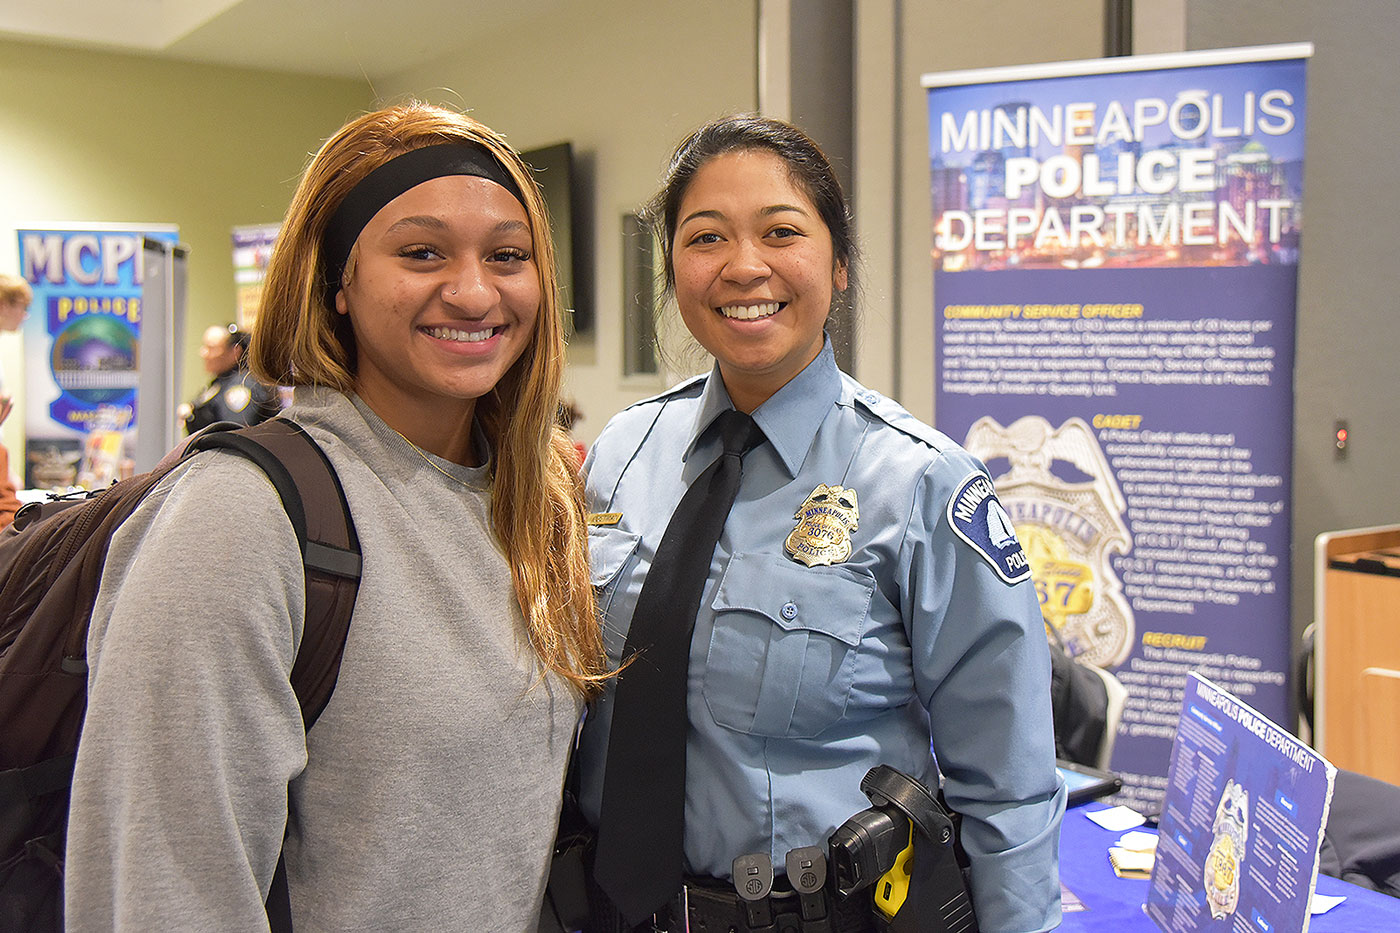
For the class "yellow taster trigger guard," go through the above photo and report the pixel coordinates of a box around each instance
[873,823,915,918]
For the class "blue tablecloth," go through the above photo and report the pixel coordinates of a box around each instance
[1058,803,1400,931]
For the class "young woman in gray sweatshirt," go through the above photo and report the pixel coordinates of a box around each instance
[65,101,605,932]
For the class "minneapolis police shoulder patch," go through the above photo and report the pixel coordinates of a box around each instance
[946,471,1031,585]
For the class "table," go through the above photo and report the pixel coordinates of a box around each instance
[1057,803,1400,931]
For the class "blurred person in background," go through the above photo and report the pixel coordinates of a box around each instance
[178,322,281,433]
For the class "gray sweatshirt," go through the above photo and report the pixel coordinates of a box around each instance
[65,388,580,932]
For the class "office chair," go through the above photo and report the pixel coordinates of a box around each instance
[1319,768,1400,898]
[1048,634,1122,769]
[1085,663,1127,770]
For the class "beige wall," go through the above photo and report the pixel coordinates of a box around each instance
[378,0,1104,442]
[1,1,1109,458]
[1186,0,1400,669]
[852,0,1106,425]
[0,39,369,461]
[377,0,759,445]
[5,0,1387,725]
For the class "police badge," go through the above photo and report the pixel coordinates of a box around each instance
[224,384,253,413]
[785,484,858,567]
[963,415,1134,667]
[1204,779,1249,920]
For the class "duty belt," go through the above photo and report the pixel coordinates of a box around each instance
[583,859,875,933]
[663,872,877,933]
[580,766,977,933]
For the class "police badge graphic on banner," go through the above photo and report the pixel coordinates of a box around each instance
[947,472,1031,585]
[16,225,180,489]
[965,414,1134,668]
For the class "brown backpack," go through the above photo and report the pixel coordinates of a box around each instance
[0,418,360,931]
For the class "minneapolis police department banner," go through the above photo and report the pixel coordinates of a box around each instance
[923,44,1311,812]
[17,224,179,489]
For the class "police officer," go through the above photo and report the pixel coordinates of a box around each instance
[179,323,280,433]
[579,116,1066,932]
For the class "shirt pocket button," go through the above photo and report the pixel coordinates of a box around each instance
[780,601,798,621]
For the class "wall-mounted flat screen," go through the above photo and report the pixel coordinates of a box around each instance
[522,142,592,334]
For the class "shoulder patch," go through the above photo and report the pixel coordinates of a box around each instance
[946,471,1031,585]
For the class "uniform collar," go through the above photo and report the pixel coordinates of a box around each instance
[685,338,842,477]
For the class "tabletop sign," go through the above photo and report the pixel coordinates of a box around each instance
[1146,673,1334,933]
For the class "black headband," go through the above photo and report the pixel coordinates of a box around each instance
[320,143,528,304]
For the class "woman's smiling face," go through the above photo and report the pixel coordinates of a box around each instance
[671,148,847,413]
[335,174,539,444]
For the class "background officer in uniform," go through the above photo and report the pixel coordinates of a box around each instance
[579,115,1066,932]
[178,323,280,433]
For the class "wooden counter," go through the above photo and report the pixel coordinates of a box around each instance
[1315,526,1400,783]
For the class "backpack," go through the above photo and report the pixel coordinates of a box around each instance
[0,418,361,932]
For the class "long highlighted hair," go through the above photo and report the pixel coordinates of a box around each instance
[251,100,604,697]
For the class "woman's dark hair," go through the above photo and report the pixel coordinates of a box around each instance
[645,114,855,293]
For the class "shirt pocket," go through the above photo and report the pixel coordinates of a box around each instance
[702,552,874,738]
[588,526,641,635]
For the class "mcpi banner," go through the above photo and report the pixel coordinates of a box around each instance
[17,224,179,489]
[923,44,1311,813]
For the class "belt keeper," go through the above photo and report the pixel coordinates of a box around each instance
[733,853,776,929]
[786,845,830,922]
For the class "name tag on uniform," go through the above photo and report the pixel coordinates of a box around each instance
[587,512,623,526]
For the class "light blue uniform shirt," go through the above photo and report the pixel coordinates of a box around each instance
[581,343,1066,933]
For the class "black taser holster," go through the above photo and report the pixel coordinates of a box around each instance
[828,766,979,933]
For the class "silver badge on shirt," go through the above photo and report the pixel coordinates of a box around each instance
[223,384,252,413]
[785,484,859,567]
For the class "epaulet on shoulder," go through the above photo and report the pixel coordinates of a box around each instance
[851,386,950,453]
[621,373,707,411]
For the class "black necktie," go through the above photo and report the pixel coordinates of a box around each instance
[593,409,765,926]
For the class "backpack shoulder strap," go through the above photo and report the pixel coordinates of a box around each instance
[190,418,361,729]
[192,420,359,933]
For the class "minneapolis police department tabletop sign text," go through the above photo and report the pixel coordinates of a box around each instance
[923,44,1311,813]
[1145,673,1334,933]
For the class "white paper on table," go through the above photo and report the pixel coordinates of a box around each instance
[1085,805,1147,832]
[1309,893,1346,915]
[1116,830,1159,852]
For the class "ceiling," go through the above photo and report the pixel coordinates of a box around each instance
[0,0,570,81]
